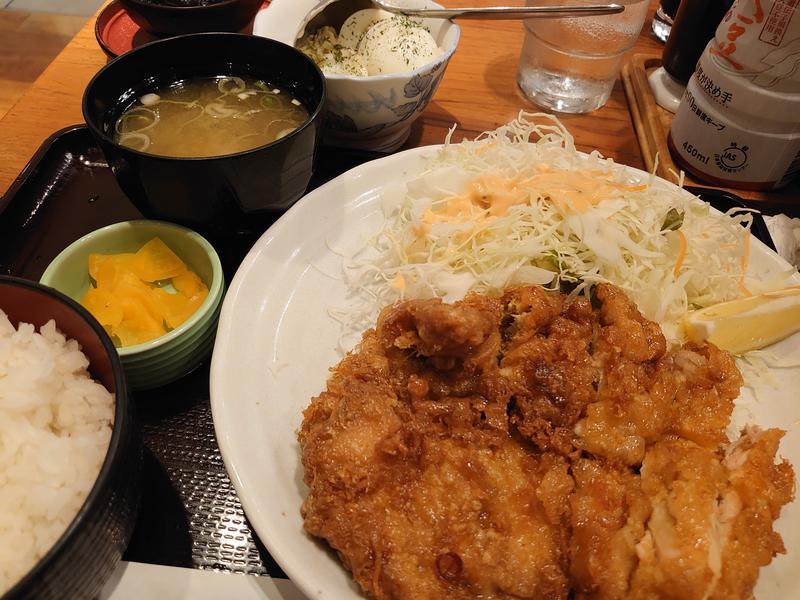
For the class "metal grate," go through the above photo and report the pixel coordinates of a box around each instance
[124,365,287,579]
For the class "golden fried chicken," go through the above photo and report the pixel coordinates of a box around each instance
[569,430,794,600]
[713,428,795,598]
[502,284,742,465]
[299,285,793,600]
[300,296,573,599]
[569,457,650,599]
[500,286,599,458]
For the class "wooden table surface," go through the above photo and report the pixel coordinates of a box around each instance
[0,1,664,195]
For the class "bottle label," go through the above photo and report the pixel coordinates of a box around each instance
[695,63,736,108]
[759,0,798,47]
[711,0,800,93]
[670,78,800,189]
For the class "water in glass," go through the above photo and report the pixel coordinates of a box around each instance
[517,0,649,113]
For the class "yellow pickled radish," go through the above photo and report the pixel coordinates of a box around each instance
[88,253,137,286]
[112,272,164,322]
[172,271,207,299]
[114,296,167,346]
[81,287,123,328]
[131,237,188,282]
[150,287,196,329]
[80,236,208,347]
[683,286,800,354]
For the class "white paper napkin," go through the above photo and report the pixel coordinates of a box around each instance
[764,214,800,269]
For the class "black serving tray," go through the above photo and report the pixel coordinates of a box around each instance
[0,127,781,583]
[0,125,388,581]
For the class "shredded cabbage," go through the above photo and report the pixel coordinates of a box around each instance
[337,112,778,343]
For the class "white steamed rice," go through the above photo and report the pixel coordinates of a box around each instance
[0,309,114,594]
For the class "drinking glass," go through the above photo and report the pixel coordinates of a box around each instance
[516,0,650,113]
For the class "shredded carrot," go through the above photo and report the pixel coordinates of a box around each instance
[412,222,430,237]
[473,142,498,155]
[392,274,406,291]
[673,229,687,278]
[738,233,751,295]
[626,184,648,192]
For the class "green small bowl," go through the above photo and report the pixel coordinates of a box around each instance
[41,220,224,390]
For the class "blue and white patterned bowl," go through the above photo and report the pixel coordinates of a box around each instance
[254,0,460,151]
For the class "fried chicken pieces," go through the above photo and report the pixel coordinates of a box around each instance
[299,284,795,600]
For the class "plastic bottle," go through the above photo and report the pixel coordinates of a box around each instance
[668,0,800,190]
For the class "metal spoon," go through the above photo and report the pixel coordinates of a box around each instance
[297,0,625,39]
[372,0,625,19]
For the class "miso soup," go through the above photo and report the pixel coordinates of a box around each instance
[114,76,310,158]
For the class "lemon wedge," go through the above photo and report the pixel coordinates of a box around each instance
[683,286,800,354]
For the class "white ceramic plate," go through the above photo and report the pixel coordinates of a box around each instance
[210,147,800,600]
